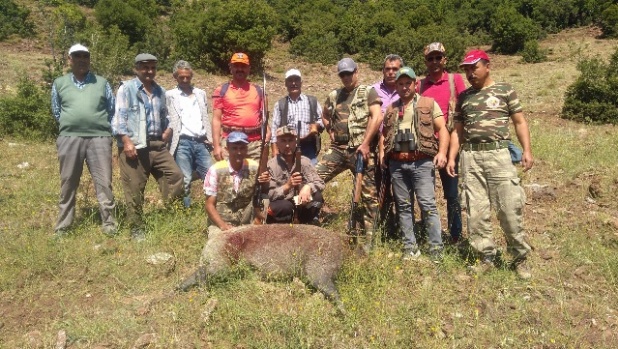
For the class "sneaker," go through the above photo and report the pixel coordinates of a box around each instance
[429,249,443,264]
[402,247,421,261]
[468,256,496,274]
[131,228,146,242]
[511,258,532,280]
[102,225,118,237]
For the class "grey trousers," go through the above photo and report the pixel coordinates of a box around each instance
[55,136,116,231]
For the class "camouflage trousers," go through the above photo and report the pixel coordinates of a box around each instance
[459,148,531,260]
[316,145,378,238]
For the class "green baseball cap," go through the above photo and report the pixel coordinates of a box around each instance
[395,67,416,80]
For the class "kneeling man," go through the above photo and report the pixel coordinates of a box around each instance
[267,126,325,224]
[203,132,269,234]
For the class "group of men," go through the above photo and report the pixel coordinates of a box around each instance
[52,41,533,278]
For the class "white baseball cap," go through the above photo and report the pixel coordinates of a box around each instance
[285,69,302,79]
[68,44,89,55]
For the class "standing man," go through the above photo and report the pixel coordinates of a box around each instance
[371,54,404,236]
[418,42,467,243]
[112,53,184,241]
[203,132,270,234]
[167,60,213,208]
[267,126,325,224]
[380,67,449,262]
[270,69,323,165]
[211,53,267,162]
[51,43,117,237]
[318,58,383,250]
[447,50,533,279]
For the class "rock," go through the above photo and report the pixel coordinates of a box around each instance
[25,330,44,349]
[133,333,156,349]
[56,330,67,349]
[146,252,174,265]
[17,162,30,169]
[523,183,557,201]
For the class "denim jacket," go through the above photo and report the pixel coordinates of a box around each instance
[112,78,167,149]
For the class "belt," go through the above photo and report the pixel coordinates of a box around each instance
[179,134,206,142]
[389,150,431,162]
[146,135,162,141]
[222,125,261,135]
[461,140,509,151]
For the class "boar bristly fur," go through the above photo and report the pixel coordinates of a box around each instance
[178,224,346,310]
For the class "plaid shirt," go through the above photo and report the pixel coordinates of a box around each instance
[51,72,115,122]
[270,94,323,143]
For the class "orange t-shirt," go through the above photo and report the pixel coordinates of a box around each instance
[213,81,262,141]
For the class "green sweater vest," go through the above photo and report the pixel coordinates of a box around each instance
[54,73,112,137]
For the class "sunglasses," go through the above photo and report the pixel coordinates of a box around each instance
[338,70,355,78]
[426,56,444,62]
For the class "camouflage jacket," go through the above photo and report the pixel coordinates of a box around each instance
[212,159,258,225]
[454,82,522,144]
[326,85,380,148]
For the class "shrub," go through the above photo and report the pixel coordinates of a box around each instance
[600,4,618,38]
[0,0,35,40]
[94,0,158,45]
[170,0,277,72]
[86,25,133,88]
[490,4,541,54]
[520,40,548,63]
[0,78,56,140]
[562,49,618,124]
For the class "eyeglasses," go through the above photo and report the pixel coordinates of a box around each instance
[426,56,444,62]
[338,71,355,78]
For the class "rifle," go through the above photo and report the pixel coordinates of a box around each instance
[253,72,270,224]
[292,120,303,224]
[347,153,364,238]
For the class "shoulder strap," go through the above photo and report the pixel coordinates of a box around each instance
[356,85,368,101]
[419,79,426,94]
[278,96,289,126]
[219,82,230,97]
[448,73,456,103]
[417,95,434,109]
[308,95,318,123]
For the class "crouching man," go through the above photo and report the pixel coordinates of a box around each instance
[266,126,325,224]
[203,132,269,235]
[380,67,449,263]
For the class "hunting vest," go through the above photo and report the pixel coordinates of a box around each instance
[328,85,370,148]
[383,95,438,157]
[213,159,258,225]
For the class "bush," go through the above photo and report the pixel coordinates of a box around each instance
[600,4,618,38]
[562,49,618,124]
[86,25,133,88]
[170,0,277,72]
[490,4,541,54]
[0,78,56,140]
[0,0,35,40]
[94,0,158,45]
[520,40,548,63]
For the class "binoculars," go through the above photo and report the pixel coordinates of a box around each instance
[393,129,416,152]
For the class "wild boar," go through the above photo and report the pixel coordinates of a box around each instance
[178,224,346,310]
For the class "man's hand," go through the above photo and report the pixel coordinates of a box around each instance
[212,144,224,161]
[521,150,534,172]
[433,153,447,169]
[162,128,172,143]
[446,159,458,177]
[357,143,370,161]
[298,184,312,204]
[258,171,270,184]
[220,222,234,231]
[122,137,137,160]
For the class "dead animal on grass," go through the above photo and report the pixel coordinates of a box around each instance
[178,224,346,312]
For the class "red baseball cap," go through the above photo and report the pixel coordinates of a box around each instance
[459,49,490,66]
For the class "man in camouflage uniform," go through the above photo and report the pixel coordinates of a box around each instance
[203,132,269,235]
[318,58,383,249]
[446,50,534,279]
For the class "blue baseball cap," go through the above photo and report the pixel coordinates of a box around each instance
[227,131,249,144]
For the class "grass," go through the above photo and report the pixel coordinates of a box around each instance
[1,27,618,348]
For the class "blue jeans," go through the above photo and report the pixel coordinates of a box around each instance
[300,138,318,165]
[175,138,212,207]
[438,160,462,240]
[390,158,443,251]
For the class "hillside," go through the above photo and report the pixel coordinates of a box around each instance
[0,26,618,348]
